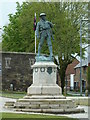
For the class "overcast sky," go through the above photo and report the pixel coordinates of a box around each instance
[0,0,25,28]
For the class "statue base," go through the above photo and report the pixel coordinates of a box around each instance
[4,61,85,114]
[27,61,62,95]
[35,55,54,62]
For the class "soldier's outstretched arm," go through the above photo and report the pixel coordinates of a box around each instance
[48,21,54,28]
[36,22,40,39]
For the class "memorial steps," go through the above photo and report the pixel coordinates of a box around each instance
[5,62,84,114]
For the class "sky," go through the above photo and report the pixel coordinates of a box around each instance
[0,0,25,42]
[0,0,25,28]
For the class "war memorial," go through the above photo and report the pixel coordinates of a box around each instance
[5,13,84,114]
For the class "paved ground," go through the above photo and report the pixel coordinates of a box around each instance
[0,97,89,120]
[0,97,16,112]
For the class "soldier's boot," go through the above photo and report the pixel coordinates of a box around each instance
[49,46,53,57]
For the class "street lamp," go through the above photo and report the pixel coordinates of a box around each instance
[80,19,89,95]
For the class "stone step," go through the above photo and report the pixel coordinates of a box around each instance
[5,101,15,106]
[15,103,76,109]
[4,98,83,114]
[15,98,76,109]
[15,99,75,107]
[4,106,15,108]
[17,98,72,103]
[14,97,76,110]
[23,95,66,99]
[15,108,84,114]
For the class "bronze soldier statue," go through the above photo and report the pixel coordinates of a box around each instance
[36,13,54,58]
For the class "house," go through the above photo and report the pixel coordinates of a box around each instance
[65,59,79,91]
[74,59,89,91]
[65,57,89,92]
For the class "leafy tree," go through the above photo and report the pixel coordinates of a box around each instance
[53,2,88,92]
[2,2,88,92]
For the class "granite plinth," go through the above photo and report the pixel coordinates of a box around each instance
[27,61,62,95]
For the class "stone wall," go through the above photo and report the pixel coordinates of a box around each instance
[2,52,35,91]
[2,52,61,91]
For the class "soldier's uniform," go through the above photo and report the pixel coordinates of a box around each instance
[36,13,53,57]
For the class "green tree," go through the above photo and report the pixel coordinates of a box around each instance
[53,2,88,92]
[2,2,88,92]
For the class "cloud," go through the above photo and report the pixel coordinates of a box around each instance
[0,0,25,28]
[0,0,25,4]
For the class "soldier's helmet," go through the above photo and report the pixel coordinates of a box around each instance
[39,13,46,17]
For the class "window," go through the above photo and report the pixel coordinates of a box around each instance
[82,80,86,90]
[74,81,79,90]
[5,57,11,69]
[29,58,35,68]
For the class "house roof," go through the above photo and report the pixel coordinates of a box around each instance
[66,59,79,75]
[74,59,88,69]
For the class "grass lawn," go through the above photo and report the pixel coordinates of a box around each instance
[1,112,79,120]
[0,91,26,99]
[0,90,83,99]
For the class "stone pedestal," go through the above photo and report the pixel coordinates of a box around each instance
[27,62,62,95]
[5,61,84,114]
